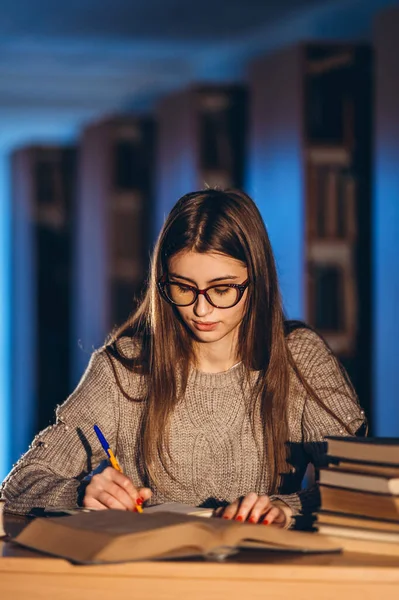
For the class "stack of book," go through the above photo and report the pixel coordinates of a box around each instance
[317,437,399,555]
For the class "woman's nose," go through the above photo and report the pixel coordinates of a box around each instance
[193,293,213,317]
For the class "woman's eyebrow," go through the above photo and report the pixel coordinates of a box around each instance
[168,272,239,284]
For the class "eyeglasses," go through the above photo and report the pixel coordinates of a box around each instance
[157,277,249,309]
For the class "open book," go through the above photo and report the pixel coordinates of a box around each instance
[14,510,341,564]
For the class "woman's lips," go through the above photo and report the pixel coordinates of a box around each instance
[193,321,219,331]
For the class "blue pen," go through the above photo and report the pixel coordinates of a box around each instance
[93,425,121,472]
[93,424,143,513]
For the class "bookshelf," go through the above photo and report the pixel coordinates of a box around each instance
[304,45,372,364]
[156,85,247,234]
[248,43,372,424]
[73,117,155,381]
[11,146,75,457]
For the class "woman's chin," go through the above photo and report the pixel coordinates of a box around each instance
[189,327,222,342]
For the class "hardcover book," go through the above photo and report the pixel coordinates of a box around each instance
[14,510,340,564]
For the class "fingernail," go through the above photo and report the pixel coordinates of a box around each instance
[136,497,143,506]
[223,515,230,519]
[263,519,269,525]
[235,515,243,522]
[249,517,257,524]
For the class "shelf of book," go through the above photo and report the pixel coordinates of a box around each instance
[249,42,372,424]
[11,145,76,455]
[73,116,155,381]
[156,85,247,232]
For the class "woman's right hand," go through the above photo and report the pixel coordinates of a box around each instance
[83,467,152,511]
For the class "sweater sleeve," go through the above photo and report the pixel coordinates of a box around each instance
[1,349,118,514]
[270,327,366,523]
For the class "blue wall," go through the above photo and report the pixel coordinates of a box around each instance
[0,151,11,479]
[373,8,399,435]
[247,47,305,320]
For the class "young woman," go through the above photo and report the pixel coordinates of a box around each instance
[1,189,366,528]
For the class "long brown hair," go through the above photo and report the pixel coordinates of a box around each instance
[106,189,351,492]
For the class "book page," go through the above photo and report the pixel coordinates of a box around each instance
[219,520,341,553]
[145,503,213,518]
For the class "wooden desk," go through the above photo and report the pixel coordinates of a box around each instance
[2,515,399,600]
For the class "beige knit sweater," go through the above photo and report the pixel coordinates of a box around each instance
[1,327,365,518]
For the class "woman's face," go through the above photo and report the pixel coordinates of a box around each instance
[167,250,249,346]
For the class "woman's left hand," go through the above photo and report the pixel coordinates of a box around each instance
[215,492,291,527]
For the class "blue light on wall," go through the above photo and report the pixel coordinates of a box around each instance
[0,151,11,480]
[373,7,399,437]
[248,139,305,320]
[373,144,399,436]
[247,47,305,321]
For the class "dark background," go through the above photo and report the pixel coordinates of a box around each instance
[0,0,398,478]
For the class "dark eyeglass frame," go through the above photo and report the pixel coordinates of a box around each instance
[157,276,250,309]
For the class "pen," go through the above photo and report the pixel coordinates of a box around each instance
[93,424,143,513]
